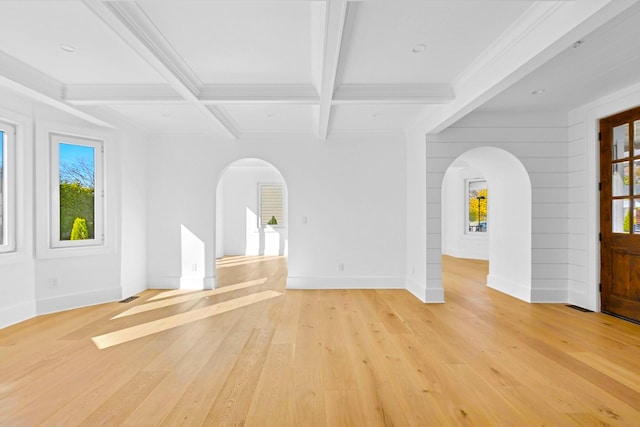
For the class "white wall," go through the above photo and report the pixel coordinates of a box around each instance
[220,163,287,257]
[146,134,407,291]
[405,130,430,302]
[119,130,148,298]
[424,111,569,303]
[0,86,147,328]
[441,166,489,260]
[568,81,640,311]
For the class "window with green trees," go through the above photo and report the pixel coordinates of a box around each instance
[467,179,488,233]
[51,133,104,247]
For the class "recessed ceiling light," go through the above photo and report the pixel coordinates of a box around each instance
[58,44,76,53]
[411,44,427,53]
[267,113,276,118]
[572,40,584,49]
[372,112,381,118]
[531,89,545,95]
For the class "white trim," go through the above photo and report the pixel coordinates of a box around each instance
[286,275,405,290]
[0,120,16,253]
[0,300,37,329]
[36,287,121,316]
[487,274,531,303]
[147,275,217,290]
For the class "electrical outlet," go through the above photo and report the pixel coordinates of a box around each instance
[48,278,58,289]
[338,263,344,272]
[191,263,198,271]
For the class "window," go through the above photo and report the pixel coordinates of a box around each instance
[50,133,104,247]
[0,121,15,253]
[467,179,488,233]
[259,183,284,227]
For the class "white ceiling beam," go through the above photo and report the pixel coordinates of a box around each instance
[333,84,454,105]
[0,50,114,128]
[199,85,319,105]
[318,0,349,139]
[83,0,239,139]
[412,0,640,135]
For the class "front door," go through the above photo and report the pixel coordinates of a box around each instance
[600,106,640,323]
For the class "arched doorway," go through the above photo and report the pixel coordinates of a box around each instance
[215,158,289,260]
[441,147,532,302]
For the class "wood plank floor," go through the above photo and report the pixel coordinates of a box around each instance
[1,255,640,426]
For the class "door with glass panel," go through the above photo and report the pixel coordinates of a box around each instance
[600,106,640,323]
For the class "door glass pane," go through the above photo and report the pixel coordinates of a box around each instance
[612,162,629,196]
[635,120,640,154]
[634,199,640,234]
[613,199,631,234]
[59,143,95,241]
[635,159,640,195]
[613,123,629,160]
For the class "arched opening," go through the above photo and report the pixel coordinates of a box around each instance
[441,147,532,302]
[215,158,288,279]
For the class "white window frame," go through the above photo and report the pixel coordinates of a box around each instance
[0,120,16,253]
[465,179,488,235]
[50,132,104,248]
[258,183,285,228]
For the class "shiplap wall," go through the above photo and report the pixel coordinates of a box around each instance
[425,111,569,302]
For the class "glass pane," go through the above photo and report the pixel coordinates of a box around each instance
[634,199,640,234]
[467,180,488,233]
[613,123,629,160]
[613,199,631,234]
[635,160,640,195]
[0,130,4,245]
[612,162,629,196]
[635,120,640,154]
[59,143,95,241]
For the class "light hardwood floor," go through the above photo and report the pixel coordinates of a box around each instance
[1,255,640,426]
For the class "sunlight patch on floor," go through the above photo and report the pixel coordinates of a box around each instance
[112,278,268,319]
[93,290,282,349]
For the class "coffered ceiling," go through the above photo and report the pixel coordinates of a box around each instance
[0,0,638,139]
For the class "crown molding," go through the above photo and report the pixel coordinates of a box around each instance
[333,83,454,104]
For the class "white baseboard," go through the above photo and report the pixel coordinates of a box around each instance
[0,300,37,329]
[487,274,531,302]
[530,288,568,303]
[286,276,405,290]
[36,287,122,316]
[425,287,445,303]
[121,280,146,300]
[149,276,216,290]
[405,278,446,303]
[406,277,426,302]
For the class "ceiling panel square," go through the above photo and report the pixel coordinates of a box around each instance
[138,1,323,85]
[340,1,532,85]
[0,1,165,84]
[331,105,426,132]
[223,104,318,133]
[107,103,227,135]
